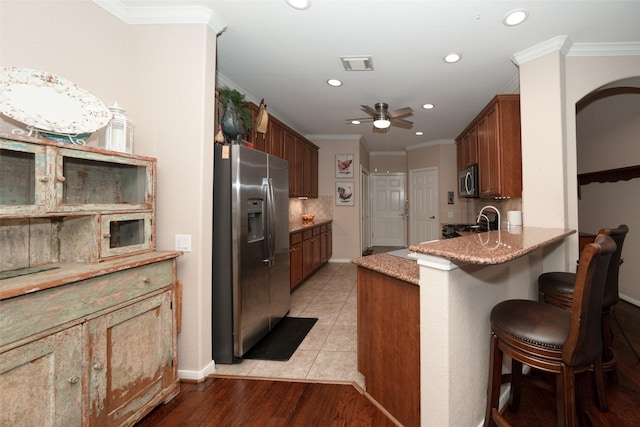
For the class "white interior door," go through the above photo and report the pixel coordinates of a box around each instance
[409,168,439,244]
[360,167,371,253]
[371,174,406,247]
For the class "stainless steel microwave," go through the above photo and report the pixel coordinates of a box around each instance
[459,164,479,198]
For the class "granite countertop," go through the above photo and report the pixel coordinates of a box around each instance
[289,218,332,233]
[351,253,420,285]
[409,226,575,265]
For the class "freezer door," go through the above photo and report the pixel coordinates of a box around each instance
[231,145,271,357]
[267,154,291,327]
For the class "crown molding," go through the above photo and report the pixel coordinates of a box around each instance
[567,42,640,57]
[306,134,363,141]
[405,139,455,151]
[512,35,573,66]
[370,151,407,156]
[92,0,227,34]
[512,37,640,66]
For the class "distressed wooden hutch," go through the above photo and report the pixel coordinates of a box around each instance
[0,134,180,426]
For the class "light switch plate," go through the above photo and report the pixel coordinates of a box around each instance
[175,234,192,252]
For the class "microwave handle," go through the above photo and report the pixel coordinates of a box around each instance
[465,171,472,194]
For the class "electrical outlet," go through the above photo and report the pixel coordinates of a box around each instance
[175,235,192,252]
[448,211,454,218]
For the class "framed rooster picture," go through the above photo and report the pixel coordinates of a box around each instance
[335,154,354,178]
[336,181,354,206]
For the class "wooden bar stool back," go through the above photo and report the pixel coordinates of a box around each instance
[538,224,628,386]
[485,234,616,427]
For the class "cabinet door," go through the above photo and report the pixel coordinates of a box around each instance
[290,242,303,289]
[312,235,321,270]
[100,212,154,258]
[481,106,500,197]
[302,143,319,198]
[267,121,284,159]
[86,291,176,426]
[326,224,332,260]
[467,126,478,166]
[283,130,296,196]
[0,139,49,216]
[0,326,83,427]
[302,236,314,278]
[53,147,154,213]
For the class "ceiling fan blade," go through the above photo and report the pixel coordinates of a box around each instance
[360,105,377,116]
[388,107,413,119]
[390,118,414,129]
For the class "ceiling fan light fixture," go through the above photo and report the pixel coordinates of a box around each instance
[504,9,528,26]
[285,0,311,10]
[373,114,391,129]
[444,53,462,63]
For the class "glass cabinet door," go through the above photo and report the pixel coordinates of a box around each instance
[100,212,153,258]
[53,147,154,213]
[0,140,48,216]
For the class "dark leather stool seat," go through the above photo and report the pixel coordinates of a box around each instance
[485,234,616,427]
[539,225,628,387]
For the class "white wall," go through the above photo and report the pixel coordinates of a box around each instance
[0,0,218,379]
[311,137,362,261]
[576,91,640,303]
[519,45,640,277]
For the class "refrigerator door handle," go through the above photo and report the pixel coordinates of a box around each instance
[266,178,276,267]
[261,178,271,266]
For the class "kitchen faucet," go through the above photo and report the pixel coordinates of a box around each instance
[476,205,501,231]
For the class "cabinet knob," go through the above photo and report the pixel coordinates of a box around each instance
[143,277,151,284]
[57,176,66,182]
[68,376,79,384]
[93,363,104,371]
[38,176,49,182]
[103,233,111,239]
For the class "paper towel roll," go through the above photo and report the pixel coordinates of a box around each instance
[507,211,522,226]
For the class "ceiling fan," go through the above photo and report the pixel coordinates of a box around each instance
[347,102,413,131]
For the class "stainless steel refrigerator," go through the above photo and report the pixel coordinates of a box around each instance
[212,144,290,364]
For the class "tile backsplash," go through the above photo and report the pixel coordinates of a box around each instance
[289,196,333,222]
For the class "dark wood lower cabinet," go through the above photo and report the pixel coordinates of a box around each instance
[290,222,332,290]
[357,267,420,427]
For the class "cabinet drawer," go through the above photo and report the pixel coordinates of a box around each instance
[290,231,302,246]
[0,260,174,348]
[302,229,313,240]
[313,226,321,236]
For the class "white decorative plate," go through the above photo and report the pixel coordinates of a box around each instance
[0,66,111,134]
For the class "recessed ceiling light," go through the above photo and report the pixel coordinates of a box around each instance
[504,9,528,26]
[351,120,361,125]
[415,131,424,136]
[327,79,342,87]
[422,103,435,109]
[286,0,311,10]
[444,53,462,63]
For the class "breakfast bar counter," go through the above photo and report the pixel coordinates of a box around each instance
[353,227,575,427]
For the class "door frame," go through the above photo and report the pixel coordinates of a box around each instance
[370,172,407,247]
[409,167,439,245]
[360,166,371,254]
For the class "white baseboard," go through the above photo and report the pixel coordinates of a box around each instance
[620,293,640,307]
[178,360,215,382]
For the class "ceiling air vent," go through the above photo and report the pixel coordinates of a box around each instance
[340,56,374,71]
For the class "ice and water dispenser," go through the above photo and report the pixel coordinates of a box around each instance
[247,199,264,243]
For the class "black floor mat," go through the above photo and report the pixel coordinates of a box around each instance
[242,317,318,361]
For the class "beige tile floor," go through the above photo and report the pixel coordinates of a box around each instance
[212,262,365,388]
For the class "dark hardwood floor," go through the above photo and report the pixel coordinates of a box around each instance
[137,301,639,427]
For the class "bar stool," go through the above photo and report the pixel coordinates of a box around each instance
[539,225,628,389]
[485,234,616,427]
